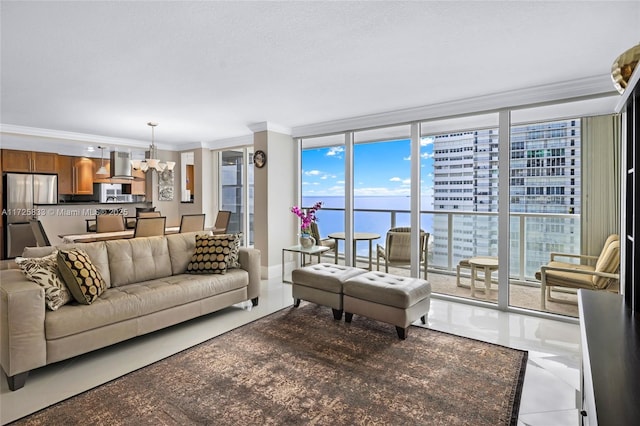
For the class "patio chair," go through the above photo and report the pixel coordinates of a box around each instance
[179,214,206,233]
[306,222,336,264]
[96,214,126,233]
[376,227,429,280]
[134,216,167,238]
[212,210,231,234]
[536,234,620,310]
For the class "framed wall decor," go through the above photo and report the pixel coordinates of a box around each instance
[254,150,266,168]
[158,169,174,201]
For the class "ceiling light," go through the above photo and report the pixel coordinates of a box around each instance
[131,122,176,173]
[96,146,108,175]
[611,43,640,94]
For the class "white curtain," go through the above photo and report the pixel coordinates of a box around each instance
[581,114,621,256]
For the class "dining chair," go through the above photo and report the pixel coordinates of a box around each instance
[376,227,429,280]
[137,211,162,218]
[29,219,51,247]
[212,210,231,234]
[134,216,167,238]
[96,215,126,233]
[179,214,206,233]
[136,206,156,216]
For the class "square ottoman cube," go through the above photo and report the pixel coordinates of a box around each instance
[291,263,365,319]
[343,271,431,339]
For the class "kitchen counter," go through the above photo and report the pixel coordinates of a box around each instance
[36,201,152,205]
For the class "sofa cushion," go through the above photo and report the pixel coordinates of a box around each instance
[166,231,213,275]
[57,249,106,305]
[23,241,111,288]
[15,251,72,311]
[186,234,234,274]
[106,236,172,287]
[43,269,249,340]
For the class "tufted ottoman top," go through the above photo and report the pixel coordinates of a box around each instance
[291,263,365,294]
[343,271,431,308]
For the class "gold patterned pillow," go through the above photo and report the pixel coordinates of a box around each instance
[186,234,234,274]
[57,249,106,305]
[15,251,72,311]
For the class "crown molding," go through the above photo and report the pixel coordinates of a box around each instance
[205,134,254,150]
[247,121,292,135]
[292,75,618,138]
[0,124,155,149]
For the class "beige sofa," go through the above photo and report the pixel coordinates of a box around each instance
[0,231,261,391]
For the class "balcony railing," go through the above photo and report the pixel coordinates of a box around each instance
[313,207,580,282]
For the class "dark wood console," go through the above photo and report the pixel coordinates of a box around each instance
[578,290,640,425]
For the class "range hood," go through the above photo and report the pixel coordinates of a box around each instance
[110,151,134,179]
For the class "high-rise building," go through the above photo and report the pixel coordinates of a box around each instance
[431,119,581,278]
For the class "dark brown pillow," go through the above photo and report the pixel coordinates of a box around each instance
[57,249,106,305]
[186,234,234,274]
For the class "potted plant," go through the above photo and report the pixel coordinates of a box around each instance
[291,201,323,248]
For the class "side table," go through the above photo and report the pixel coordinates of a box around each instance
[469,256,499,300]
[282,245,330,284]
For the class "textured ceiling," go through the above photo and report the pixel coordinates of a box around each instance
[1,1,639,148]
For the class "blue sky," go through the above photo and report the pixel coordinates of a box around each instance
[301,137,435,199]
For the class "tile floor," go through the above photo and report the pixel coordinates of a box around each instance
[0,277,581,425]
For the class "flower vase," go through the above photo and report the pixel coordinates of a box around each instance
[299,234,315,249]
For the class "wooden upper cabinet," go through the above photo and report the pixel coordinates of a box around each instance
[1,149,57,173]
[57,155,94,195]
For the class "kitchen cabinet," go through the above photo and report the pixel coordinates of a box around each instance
[1,149,57,173]
[130,179,146,195]
[57,156,94,195]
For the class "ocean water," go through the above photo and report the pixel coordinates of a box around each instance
[301,196,434,257]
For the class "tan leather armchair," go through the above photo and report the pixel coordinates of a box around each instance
[536,234,620,310]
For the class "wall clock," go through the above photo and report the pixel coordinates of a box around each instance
[254,150,266,168]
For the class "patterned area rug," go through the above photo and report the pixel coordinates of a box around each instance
[13,304,527,425]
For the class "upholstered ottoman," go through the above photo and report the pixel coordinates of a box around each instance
[343,271,431,339]
[291,263,365,320]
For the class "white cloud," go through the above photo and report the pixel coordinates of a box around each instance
[326,147,344,157]
[305,170,322,176]
[420,137,434,146]
[402,178,411,185]
[389,177,402,182]
[421,152,434,160]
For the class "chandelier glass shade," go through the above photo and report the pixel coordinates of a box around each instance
[96,146,108,175]
[131,122,176,172]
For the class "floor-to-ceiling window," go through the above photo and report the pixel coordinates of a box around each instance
[300,134,345,258]
[220,147,254,245]
[421,113,500,304]
[297,96,618,317]
[352,125,412,269]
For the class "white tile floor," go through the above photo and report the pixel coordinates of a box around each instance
[0,278,581,425]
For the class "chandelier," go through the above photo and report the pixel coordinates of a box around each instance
[131,122,176,172]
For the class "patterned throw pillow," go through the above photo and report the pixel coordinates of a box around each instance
[57,249,106,305]
[15,251,72,311]
[225,233,242,269]
[186,234,235,274]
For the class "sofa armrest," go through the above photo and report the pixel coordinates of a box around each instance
[238,247,261,301]
[0,270,47,378]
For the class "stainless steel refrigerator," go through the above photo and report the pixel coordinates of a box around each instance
[3,173,58,258]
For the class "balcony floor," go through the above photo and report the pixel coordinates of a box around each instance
[329,255,582,318]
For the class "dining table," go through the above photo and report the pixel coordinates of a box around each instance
[327,232,381,270]
[58,226,181,243]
